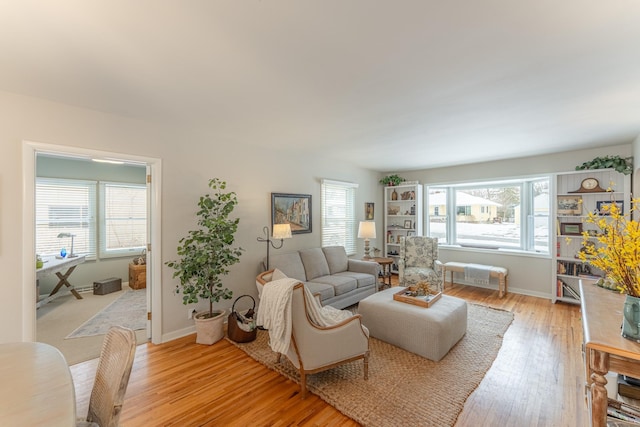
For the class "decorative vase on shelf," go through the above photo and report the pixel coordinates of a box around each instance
[623,294,640,342]
[391,189,398,200]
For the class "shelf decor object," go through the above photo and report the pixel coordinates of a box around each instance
[568,177,607,193]
[560,222,582,236]
[557,195,582,215]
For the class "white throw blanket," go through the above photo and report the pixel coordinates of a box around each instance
[256,278,353,354]
[464,263,491,285]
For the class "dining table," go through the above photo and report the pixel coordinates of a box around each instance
[0,342,76,426]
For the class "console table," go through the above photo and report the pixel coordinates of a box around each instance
[581,282,640,427]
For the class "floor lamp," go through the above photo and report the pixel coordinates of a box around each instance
[257,224,292,270]
[358,221,376,259]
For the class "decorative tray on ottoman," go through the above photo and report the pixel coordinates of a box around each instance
[393,288,441,308]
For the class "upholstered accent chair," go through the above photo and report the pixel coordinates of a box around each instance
[278,282,369,398]
[398,236,443,292]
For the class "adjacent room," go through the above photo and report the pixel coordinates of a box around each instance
[1,2,640,426]
[35,153,149,365]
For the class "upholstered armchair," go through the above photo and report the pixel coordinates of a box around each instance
[257,276,369,399]
[398,236,443,292]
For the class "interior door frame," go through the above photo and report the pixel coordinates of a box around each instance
[22,141,163,344]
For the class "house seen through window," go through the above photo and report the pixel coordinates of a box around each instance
[426,177,549,253]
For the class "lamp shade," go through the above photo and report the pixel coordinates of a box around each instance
[357,221,376,239]
[273,223,292,239]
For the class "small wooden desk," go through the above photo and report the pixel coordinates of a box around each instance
[0,342,76,426]
[365,257,394,289]
[581,282,640,427]
[36,255,86,308]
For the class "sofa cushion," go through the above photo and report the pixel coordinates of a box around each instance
[334,271,376,288]
[304,281,335,301]
[269,252,307,281]
[322,246,349,274]
[310,275,357,296]
[299,248,331,280]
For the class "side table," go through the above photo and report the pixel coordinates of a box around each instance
[364,257,394,290]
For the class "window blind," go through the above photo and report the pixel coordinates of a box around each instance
[100,182,147,257]
[35,178,97,257]
[321,179,359,255]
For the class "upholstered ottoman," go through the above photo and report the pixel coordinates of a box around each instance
[358,287,467,361]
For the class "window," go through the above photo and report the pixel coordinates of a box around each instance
[99,182,147,257]
[36,178,97,257]
[36,177,147,259]
[426,177,549,253]
[321,179,359,254]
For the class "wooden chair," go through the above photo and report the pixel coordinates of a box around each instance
[77,326,136,427]
[278,282,369,398]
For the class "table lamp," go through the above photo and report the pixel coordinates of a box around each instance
[358,221,376,259]
[57,233,77,258]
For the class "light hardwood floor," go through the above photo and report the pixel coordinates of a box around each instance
[71,282,587,426]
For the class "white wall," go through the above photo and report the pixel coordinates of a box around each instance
[0,90,381,343]
[393,144,634,298]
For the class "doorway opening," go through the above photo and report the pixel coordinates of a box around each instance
[22,141,162,364]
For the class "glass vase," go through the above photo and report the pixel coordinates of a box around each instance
[622,294,640,342]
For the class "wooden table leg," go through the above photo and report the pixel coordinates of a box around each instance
[49,265,83,300]
[382,264,391,287]
[589,349,609,427]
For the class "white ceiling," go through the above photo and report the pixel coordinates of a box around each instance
[1,1,640,171]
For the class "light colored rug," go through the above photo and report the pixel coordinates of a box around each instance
[66,289,147,339]
[228,303,513,427]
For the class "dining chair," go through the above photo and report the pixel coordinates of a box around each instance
[77,326,136,427]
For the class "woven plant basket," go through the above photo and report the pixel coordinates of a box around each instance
[194,310,226,345]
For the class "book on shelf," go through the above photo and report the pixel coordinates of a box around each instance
[608,397,640,424]
[557,259,595,277]
[562,282,580,299]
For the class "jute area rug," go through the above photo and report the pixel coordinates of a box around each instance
[228,303,513,427]
[66,289,147,339]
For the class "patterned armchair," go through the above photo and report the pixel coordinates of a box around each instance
[398,236,443,292]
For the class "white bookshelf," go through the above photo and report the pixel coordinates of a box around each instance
[552,169,631,304]
[383,183,423,274]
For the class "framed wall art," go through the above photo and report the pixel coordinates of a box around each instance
[596,200,623,215]
[560,222,583,236]
[365,202,374,220]
[557,195,582,215]
[271,193,312,234]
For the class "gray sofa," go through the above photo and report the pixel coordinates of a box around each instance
[256,246,379,309]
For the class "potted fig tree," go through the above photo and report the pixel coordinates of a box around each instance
[165,178,243,345]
